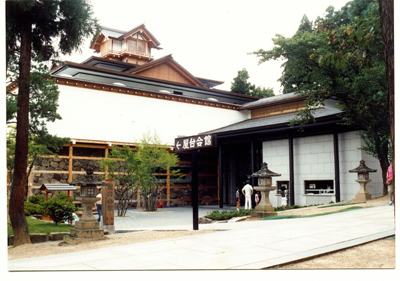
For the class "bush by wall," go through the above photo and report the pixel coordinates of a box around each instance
[42,193,78,225]
[27,194,46,205]
[24,201,45,216]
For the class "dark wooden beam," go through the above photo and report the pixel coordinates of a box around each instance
[334,132,341,202]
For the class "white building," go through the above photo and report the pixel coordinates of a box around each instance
[29,25,383,207]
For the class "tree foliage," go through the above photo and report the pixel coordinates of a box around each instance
[43,194,78,225]
[6,0,98,246]
[251,0,390,194]
[6,0,99,68]
[231,68,274,98]
[6,63,70,192]
[102,132,181,213]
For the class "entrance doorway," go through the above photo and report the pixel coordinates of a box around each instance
[220,142,262,206]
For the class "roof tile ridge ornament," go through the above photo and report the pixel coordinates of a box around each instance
[251,162,282,178]
[349,160,377,173]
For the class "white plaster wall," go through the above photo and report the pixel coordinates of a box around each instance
[295,134,336,206]
[338,131,383,201]
[46,85,249,145]
[262,139,290,207]
[263,131,383,207]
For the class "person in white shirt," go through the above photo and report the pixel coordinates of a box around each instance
[242,180,253,210]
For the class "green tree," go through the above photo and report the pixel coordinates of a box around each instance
[231,68,254,95]
[231,68,274,98]
[378,0,394,205]
[251,86,275,98]
[6,0,98,246]
[102,132,181,213]
[101,145,140,216]
[251,0,390,194]
[43,193,77,225]
[7,63,70,190]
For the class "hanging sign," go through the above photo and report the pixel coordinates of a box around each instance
[174,134,216,151]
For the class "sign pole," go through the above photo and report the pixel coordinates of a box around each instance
[191,149,199,230]
[174,134,216,231]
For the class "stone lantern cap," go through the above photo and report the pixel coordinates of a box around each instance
[70,167,107,186]
[251,162,281,178]
[349,160,377,174]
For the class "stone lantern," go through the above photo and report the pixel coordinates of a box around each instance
[64,167,107,245]
[349,160,377,203]
[250,162,281,218]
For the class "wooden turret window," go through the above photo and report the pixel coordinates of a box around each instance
[126,38,148,56]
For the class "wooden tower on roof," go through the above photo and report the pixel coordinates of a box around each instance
[91,24,162,65]
[89,24,224,88]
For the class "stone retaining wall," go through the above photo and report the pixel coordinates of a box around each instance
[8,232,70,246]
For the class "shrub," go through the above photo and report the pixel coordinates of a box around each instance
[27,194,46,206]
[24,201,45,216]
[43,197,78,225]
[205,209,252,220]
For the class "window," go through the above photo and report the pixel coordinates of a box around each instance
[304,180,334,195]
[127,38,148,55]
[277,181,289,196]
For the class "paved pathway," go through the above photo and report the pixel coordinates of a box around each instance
[8,205,395,271]
[113,205,237,230]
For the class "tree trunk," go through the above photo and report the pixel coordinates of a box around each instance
[379,157,389,196]
[9,20,32,246]
[379,0,394,206]
[144,194,158,211]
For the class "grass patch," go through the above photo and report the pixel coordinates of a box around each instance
[274,203,323,212]
[318,203,355,208]
[261,206,364,221]
[262,215,301,220]
[306,206,364,217]
[8,216,74,236]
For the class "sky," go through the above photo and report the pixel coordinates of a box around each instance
[62,0,352,95]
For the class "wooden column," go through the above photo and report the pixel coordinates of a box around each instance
[218,145,223,208]
[68,144,73,182]
[217,149,220,207]
[104,146,109,179]
[289,136,295,206]
[167,164,171,207]
[251,141,255,186]
[137,188,141,209]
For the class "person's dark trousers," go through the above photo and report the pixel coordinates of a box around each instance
[97,205,102,222]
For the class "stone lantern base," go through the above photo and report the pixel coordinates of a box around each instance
[63,229,105,245]
[251,210,278,219]
[351,179,372,203]
[63,197,105,245]
[250,185,277,218]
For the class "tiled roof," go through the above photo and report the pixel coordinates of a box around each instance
[240,92,307,110]
[205,107,342,135]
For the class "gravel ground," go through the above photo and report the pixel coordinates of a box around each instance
[8,195,395,269]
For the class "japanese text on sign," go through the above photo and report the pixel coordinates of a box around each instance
[174,134,215,151]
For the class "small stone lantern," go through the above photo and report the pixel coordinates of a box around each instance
[349,160,377,203]
[250,162,281,218]
[64,167,107,245]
